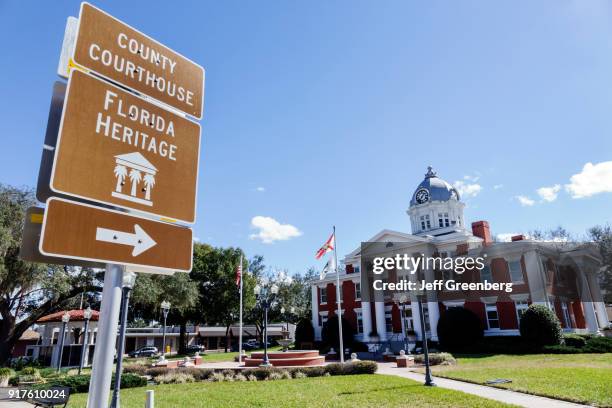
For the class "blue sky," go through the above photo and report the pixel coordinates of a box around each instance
[1,1,611,275]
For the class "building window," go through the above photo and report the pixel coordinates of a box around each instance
[354,266,360,274]
[320,314,328,327]
[457,216,461,226]
[480,265,492,283]
[403,307,413,331]
[485,303,499,329]
[420,215,431,230]
[515,301,528,325]
[356,311,363,334]
[355,283,361,300]
[438,213,450,227]
[385,311,393,333]
[320,287,327,304]
[508,260,523,282]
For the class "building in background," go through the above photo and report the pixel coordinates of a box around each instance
[311,167,608,346]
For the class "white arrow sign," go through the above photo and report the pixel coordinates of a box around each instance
[96,224,157,256]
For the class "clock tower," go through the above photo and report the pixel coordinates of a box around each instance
[407,166,466,235]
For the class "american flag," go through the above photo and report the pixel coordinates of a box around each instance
[235,262,242,287]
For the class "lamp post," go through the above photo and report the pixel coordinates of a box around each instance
[78,307,93,375]
[57,312,70,372]
[254,282,278,367]
[160,301,171,360]
[110,271,137,408]
[417,296,435,387]
[398,294,410,354]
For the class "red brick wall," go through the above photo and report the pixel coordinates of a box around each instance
[497,302,518,330]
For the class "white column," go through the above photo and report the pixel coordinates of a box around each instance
[411,301,423,340]
[427,302,440,341]
[587,272,608,328]
[525,251,549,306]
[578,272,599,332]
[311,286,320,340]
[361,302,373,341]
[374,302,386,341]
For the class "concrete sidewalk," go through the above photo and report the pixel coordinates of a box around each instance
[376,363,590,408]
[0,388,35,408]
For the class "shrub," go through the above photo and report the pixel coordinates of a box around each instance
[519,305,563,347]
[437,307,484,351]
[0,368,13,379]
[221,369,235,379]
[542,345,582,354]
[280,370,292,380]
[234,373,247,382]
[38,368,59,378]
[145,366,171,377]
[46,373,146,393]
[293,371,307,379]
[243,367,281,381]
[325,363,344,376]
[208,372,226,382]
[413,352,456,366]
[302,366,326,377]
[21,367,39,376]
[246,374,257,382]
[154,373,195,384]
[123,364,148,376]
[178,367,212,381]
[321,316,355,351]
[584,337,612,353]
[342,361,377,374]
[295,318,315,349]
[563,334,587,348]
[267,372,284,381]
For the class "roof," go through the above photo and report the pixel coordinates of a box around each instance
[19,329,40,341]
[410,166,459,206]
[36,309,100,323]
[115,152,158,172]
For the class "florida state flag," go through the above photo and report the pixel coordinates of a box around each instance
[315,233,335,259]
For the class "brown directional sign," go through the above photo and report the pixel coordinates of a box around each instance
[73,2,204,119]
[50,69,200,223]
[40,198,193,272]
[20,207,103,268]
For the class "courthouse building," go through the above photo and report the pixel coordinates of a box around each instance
[311,167,608,344]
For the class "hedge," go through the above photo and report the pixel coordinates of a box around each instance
[45,373,146,393]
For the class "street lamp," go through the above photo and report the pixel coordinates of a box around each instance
[110,271,136,408]
[57,312,70,372]
[398,294,410,354]
[416,294,435,387]
[254,282,278,367]
[78,307,93,375]
[160,300,171,360]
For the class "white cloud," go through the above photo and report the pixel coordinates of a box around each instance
[249,216,302,244]
[454,180,482,198]
[536,184,561,202]
[496,233,519,242]
[493,184,503,190]
[565,161,612,198]
[516,195,535,206]
[463,174,480,182]
[256,186,266,192]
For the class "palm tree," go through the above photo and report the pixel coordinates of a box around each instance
[113,164,128,193]
[129,169,142,197]
[143,173,156,201]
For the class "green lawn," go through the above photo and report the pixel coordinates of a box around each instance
[425,353,612,407]
[67,374,515,408]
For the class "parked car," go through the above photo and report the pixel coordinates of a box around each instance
[185,344,205,353]
[128,346,159,358]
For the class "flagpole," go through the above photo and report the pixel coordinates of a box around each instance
[333,226,345,363]
[238,254,244,364]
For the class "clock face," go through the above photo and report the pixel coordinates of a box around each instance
[415,188,430,204]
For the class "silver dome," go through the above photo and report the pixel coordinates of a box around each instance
[410,166,460,206]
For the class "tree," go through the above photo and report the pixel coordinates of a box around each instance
[519,304,563,347]
[0,184,100,365]
[190,244,256,352]
[321,315,355,352]
[437,307,483,351]
[589,224,612,303]
[130,272,199,353]
[294,317,315,348]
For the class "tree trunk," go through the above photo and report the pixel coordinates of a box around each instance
[179,319,187,355]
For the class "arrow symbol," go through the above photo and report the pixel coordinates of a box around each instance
[96,224,157,257]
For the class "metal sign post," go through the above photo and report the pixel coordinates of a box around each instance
[87,264,124,408]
